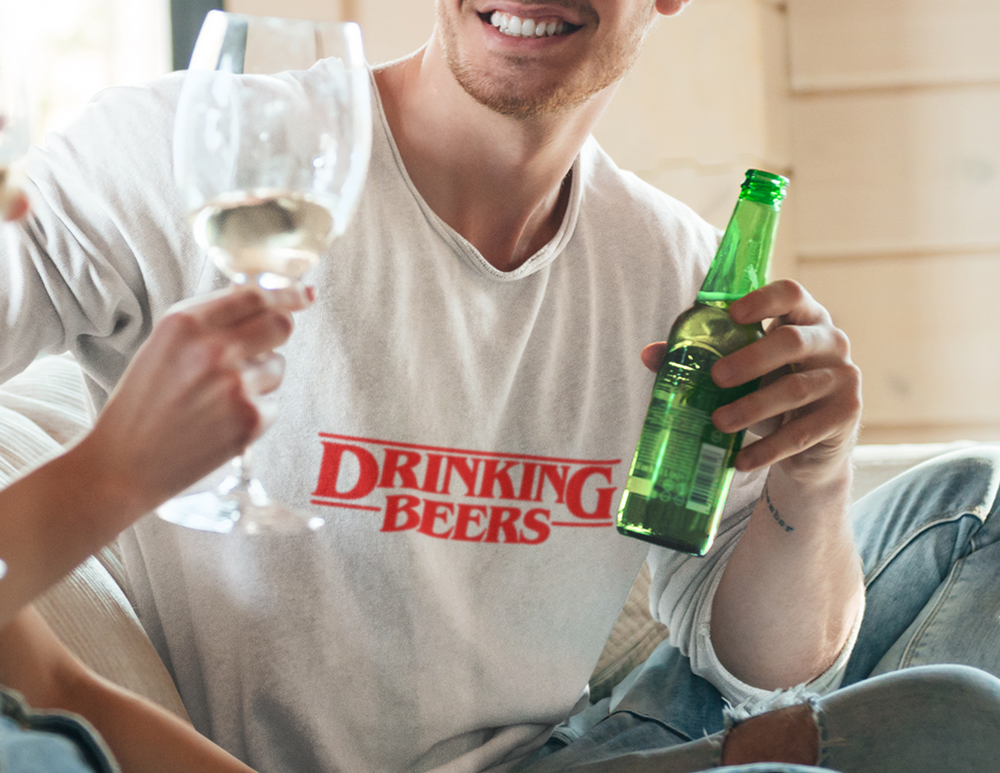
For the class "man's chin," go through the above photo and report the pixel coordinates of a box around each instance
[452,67,592,120]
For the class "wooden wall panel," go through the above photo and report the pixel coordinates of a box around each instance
[227,0,344,23]
[787,0,1000,91]
[790,86,1000,259]
[800,253,1000,441]
[348,0,434,65]
[226,0,435,64]
[597,0,789,176]
[596,0,793,279]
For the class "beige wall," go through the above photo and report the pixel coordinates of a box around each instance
[593,0,795,277]
[787,0,1000,443]
[224,0,1000,444]
[225,0,435,64]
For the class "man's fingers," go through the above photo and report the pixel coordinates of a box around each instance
[714,366,840,434]
[713,323,839,389]
[734,401,854,472]
[640,342,668,373]
[729,279,830,328]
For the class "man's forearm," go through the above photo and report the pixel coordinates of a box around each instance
[710,458,865,690]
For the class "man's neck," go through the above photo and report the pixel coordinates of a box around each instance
[373,41,613,272]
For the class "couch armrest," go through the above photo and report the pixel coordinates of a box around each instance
[0,355,188,720]
[34,556,191,722]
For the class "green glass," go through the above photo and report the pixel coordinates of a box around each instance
[617,169,788,556]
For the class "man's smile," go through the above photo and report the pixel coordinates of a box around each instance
[475,4,586,40]
[484,11,579,38]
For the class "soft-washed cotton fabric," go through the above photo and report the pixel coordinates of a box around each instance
[0,64,856,772]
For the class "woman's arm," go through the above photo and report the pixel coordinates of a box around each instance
[0,606,257,773]
[0,283,312,627]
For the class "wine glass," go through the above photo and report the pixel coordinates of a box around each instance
[0,20,29,580]
[0,19,29,223]
[158,12,372,534]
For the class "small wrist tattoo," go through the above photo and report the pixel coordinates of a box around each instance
[763,483,794,533]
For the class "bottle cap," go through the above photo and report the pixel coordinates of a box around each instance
[740,169,789,206]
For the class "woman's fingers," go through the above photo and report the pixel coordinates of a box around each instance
[90,284,315,507]
[240,352,285,398]
[171,282,312,328]
[0,179,30,222]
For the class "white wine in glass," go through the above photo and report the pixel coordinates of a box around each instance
[158,12,372,534]
[192,189,336,282]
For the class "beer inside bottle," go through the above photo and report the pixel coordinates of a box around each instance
[617,169,788,556]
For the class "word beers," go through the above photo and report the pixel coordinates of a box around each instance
[311,434,623,545]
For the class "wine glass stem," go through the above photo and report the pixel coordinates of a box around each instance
[234,447,254,490]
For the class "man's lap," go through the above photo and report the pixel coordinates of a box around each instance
[520,446,1000,773]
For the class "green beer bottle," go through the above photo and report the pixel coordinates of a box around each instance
[616,169,788,556]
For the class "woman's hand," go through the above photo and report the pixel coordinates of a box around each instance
[0,284,313,628]
[80,284,314,515]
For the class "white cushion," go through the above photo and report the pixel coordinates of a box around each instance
[0,355,188,720]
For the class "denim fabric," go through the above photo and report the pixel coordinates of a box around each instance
[818,665,1000,772]
[519,446,1000,773]
[844,446,1000,682]
[0,687,118,773]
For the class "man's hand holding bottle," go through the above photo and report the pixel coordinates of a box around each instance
[710,278,863,484]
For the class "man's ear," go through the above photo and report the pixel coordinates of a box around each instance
[655,0,692,16]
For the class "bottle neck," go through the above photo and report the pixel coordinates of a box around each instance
[696,197,781,307]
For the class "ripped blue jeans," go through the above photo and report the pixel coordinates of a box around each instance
[518,446,1000,773]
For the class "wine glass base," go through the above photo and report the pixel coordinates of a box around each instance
[156,478,325,535]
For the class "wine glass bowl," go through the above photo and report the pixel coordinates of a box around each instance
[158,12,371,534]
[174,12,371,290]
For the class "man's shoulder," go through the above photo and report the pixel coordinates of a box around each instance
[28,73,183,180]
[583,141,709,219]
[577,138,721,255]
[78,72,186,126]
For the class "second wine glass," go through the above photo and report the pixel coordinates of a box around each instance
[0,16,29,222]
[158,11,372,534]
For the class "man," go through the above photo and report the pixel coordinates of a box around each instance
[372,0,864,696]
[3,1,999,772]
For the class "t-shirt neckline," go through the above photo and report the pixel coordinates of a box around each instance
[370,69,585,282]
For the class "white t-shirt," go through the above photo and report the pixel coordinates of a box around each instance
[0,66,848,772]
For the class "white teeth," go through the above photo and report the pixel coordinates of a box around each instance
[489,11,566,38]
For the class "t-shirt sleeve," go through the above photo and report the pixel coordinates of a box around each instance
[646,464,864,707]
[0,75,203,396]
